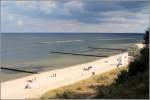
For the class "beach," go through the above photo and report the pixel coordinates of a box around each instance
[1,52,129,99]
[1,33,143,82]
[1,1,148,99]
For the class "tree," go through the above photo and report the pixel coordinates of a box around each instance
[144,28,149,47]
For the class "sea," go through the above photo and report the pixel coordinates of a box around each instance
[1,33,144,82]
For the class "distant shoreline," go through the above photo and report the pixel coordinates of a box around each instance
[1,33,145,36]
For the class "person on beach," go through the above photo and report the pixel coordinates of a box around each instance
[89,66,92,69]
[92,72,95,75]
[84,66,93,70]
[25,84,31,89]
[26,77,36,83]
[26,79,33,83]
[90,66,95,75]
[117,56,122,68]
[50,73,56,77]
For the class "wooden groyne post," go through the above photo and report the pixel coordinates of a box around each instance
[50,51,108,57]
[1,67,38,74]
[88,47,127,52]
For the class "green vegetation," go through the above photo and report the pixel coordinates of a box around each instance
[94,69,149,99]
[105,29,149,99]
[128,29,149,76]
[41,30,149,99]
[115,69,128,84]
[41,67,125,99]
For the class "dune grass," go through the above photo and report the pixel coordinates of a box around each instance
[41,67,127,99]
[41,64,148,99]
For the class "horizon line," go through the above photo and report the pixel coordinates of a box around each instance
[1,32,145,34]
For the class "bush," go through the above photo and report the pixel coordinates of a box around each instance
[128,29,149,76]
[55,90,69,98]
[128,47,149,76]
[128,46,140,57]
[55,89,75,99]
[128,60,141,76]
[140,48,149,70]
[115,69,128,84]
[144,29,149,45]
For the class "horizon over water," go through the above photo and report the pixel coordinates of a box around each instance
[1,33,144,82]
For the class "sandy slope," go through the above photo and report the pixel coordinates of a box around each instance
[1,52,129,99]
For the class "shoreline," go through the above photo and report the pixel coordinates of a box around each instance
[1,42,141,82]
[1,43,143,99]
[0,50,122,82]
[1,52,129,99]
[2,51,126,83]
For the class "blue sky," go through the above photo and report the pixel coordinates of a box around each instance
[1,0,149,33]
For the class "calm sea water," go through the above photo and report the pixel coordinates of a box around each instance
[1,33,144,81]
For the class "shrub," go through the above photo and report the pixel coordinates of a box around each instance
[128,60,141,76]
[128,45,141,58]
[55,89,75,99]
[94,75,108,83]
[76,87,82,90]
[115,69,128,84]
[128,47,149,76]
[144,29,149,46]
[140,48,149,70]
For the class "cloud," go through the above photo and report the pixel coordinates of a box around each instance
[1,0,149,33]
[40,1,56,14]
[17,20,24,26]
[64,1,84,11]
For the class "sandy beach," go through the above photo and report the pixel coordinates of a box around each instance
[1,0,147,99]
[1,51,130,99]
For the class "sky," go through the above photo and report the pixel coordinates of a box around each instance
[1,0,149,33]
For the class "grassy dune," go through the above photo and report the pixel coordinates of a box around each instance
[41,67,124,99]
[41,65,148,99]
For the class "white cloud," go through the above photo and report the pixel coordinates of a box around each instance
[40,1,57,14]
[1,0,148,33]
[1,1,11,6]
[15,1,57,13]
[15,1,38,10]
[17,20,24,26]
[65,1,83,10]
[98,9,148,29]
[1,11,148,33]
[8,15,14,21]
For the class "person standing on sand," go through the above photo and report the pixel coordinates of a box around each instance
[117,56,122,67]
[25,83,31,89]
[50,73,56,77]
[90,66,95,75]
[92,72,95,75]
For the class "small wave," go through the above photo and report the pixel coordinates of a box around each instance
[56,40,83,43]
[34,42,50,44]
[97,38,133,41]
[34,40,83,45]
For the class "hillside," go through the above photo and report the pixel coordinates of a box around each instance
[41,65,148,99]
